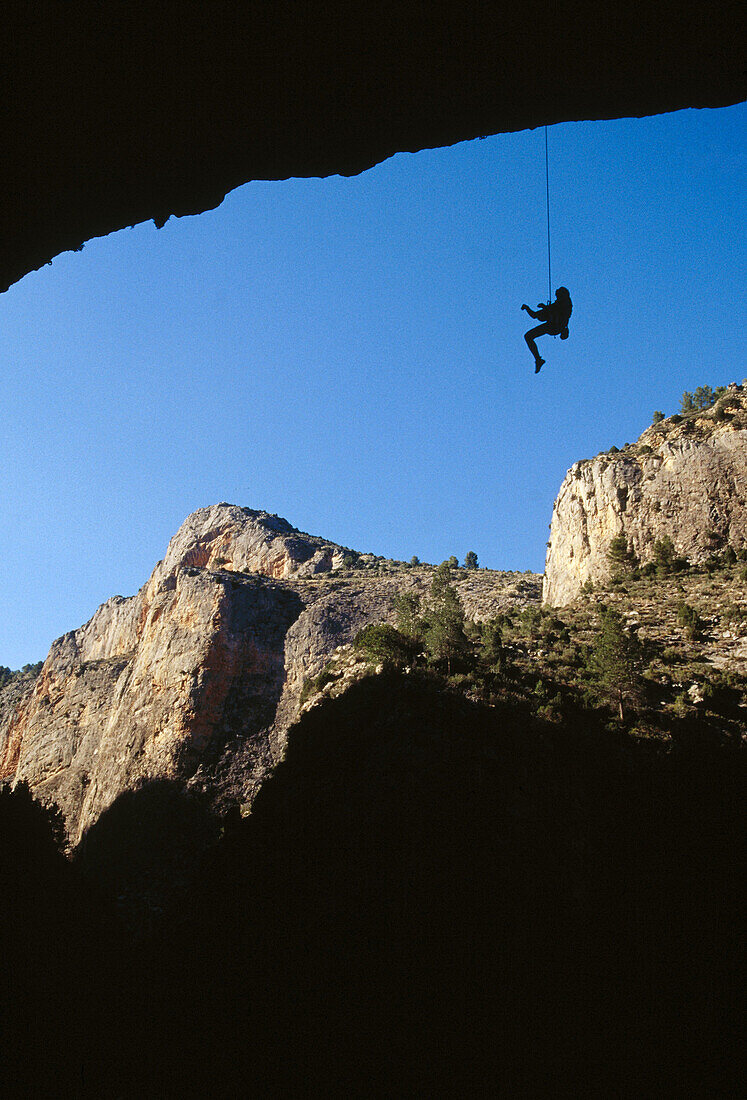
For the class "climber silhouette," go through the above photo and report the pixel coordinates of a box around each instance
[522,287,572,373]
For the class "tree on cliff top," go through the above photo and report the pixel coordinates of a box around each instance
[679,385,727,416]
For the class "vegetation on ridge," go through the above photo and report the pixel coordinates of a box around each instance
[649,378,746,426]
[0,661,42,691]
[303,550,746,744]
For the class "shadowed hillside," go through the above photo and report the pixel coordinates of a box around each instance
[20,671,733,1097]
[2,428,744,1093]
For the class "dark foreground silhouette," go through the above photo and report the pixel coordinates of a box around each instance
[523,286,572,372]
[1,674,742,1096]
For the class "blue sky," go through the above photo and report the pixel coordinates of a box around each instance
[2,103,745,668]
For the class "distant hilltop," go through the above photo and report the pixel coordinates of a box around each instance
[4,379,747,851]
[544,382,747,606]
[0,503,540,849]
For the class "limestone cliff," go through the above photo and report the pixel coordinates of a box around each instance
[544,383,747,606]
[156,503,348,579]
[0,668,39,770]
[1,504,538,843]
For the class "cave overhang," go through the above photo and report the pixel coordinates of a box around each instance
[3,1,744,294]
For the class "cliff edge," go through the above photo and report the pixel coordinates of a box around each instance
[0,504,539,846]
[544,383,747,606]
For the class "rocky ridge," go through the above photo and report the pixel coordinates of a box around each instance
[544,383,747,606]
[0,504,540,843]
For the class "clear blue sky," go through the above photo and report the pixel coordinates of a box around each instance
[2,104,745,668]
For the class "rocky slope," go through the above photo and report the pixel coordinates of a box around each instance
[544,383,747,606]
[0,504,539,844]
[0,668,39,769]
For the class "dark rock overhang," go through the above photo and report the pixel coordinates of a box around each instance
[3,0,744,294]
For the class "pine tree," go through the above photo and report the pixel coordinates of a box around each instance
[394,591,423,642]
[607,533,637,579]
[425,568,468,672]
[692,385,714,410]
[653,534,682,574]
[479,620,504,670]
[587,608,642,721]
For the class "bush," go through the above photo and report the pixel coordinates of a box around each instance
[0,662,43,693]
[299,663,339,706]
[354,623,413,667]
[652,410,664,425]
[608,534,638,579]
[515,607,543,638]
[671,691,690,718]
[652,535,687,575]
[700,671,746,713]
[676,601,703,640]
[536,700,564,723]
[721,602,747,635]
[479,620,504,670]
[540,615,567,642]
[556,644,582,668]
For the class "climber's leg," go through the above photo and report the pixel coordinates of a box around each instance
[525,323,550,369]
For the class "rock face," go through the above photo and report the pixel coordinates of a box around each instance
[0,669,39,769]
[157,503,349,579]
[544,384,747,606]
[1,504,539,844]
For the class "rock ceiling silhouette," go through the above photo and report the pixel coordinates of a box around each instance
[3,1,744,293]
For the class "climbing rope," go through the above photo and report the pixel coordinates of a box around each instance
[544,125,552,302]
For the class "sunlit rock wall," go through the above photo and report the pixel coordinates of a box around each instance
[543,385,747,606]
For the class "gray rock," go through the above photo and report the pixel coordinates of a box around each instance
[544,387,747,606]
[2,505,542,843]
